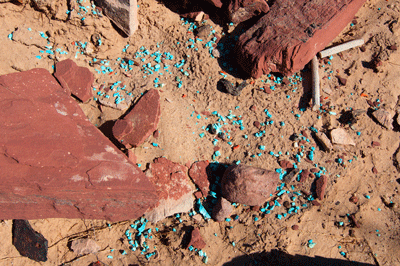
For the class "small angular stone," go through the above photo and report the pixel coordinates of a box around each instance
[187,228,206,250]
[144,157,194,223]
[221,164,280,206]
[372,109,394,130]
[12,220,48,262]
[336,75,347,86]
[113,89,160,148]
[299,169,310,182]
[315,132,333,152]
[212,197,233,222]
[330,128,355,146]
[279,159,293,169]
[291,225,299,230]
[371,141,380,147]
[349,195,358,204]
[95,0,138,36]
[54,59,94,102]
[372,167,378,174]
[189,161,210,197]
[315,175,328,200]
[71,238,100,256]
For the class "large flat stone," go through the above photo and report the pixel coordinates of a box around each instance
[235,0,366,78]
[95,0,138,36]
[144,157,195,223]
[113,89,160,148]
[0,68,158,221]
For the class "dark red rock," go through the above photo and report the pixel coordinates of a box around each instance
[360,46,366,52]
[144,157,194,223]
[315,175,328,200]
[350,214,360,228]
[291,224,299,230]
[349,195,358,204]
[389,45,398,51]
[12,220,48,262]
[299,169,310,182]
[212,197,233,222]
[336,75,347,86]
[0,69,158,221]
[153,130,160,138]
[311,200,321,206]
[250,105,257,111]
[227,0,269,23]
[372,167,378,174]
[187,228,206,250]
[54,59,93,102]
[221,164,280,206]
[371,141,381,147]
[264,87,272,94]
[310,168,319,173]
[189,161,210,197]
[253,121,261,128]
[235,0,367,78]
[279,160,293,169]
[113,89,160,148]
[251,205,260,211]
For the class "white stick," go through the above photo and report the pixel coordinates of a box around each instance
[311,55,320,111]
[319,39,364,58]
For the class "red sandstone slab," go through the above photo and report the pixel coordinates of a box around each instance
[144,157,194,223]
[113,89,160,148]
[0,68,158,222]
[54,59,94,102]
[235,0,366,78]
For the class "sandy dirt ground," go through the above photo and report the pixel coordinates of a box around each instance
[0,0,400,265]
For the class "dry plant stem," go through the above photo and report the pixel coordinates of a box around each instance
[319,39,364,58]
[311,55,320,111]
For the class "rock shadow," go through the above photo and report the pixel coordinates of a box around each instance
[223,249,375,266]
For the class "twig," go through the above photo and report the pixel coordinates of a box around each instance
[319,39,364,58]
[311,56,320,111]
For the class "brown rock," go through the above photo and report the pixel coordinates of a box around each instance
[189,161,210,197]
[235,0,366,78]
[310,168,319,173]
[299,169,310,182]
[372,109,394,130]
[212,197,233,222]
[291,225,299,230]
[330,128,355,146]
[54,59,94,102]
[315,175,328,200]
[187,228,206,250]
[113,89,161,148]
[0,69,157,221]
[349,195,358,204]
[253,121,261,128]
[251,205,260,211]
[311,200,321,206]
[371,141,381,147]
[144,157,194,223]
[264,87,272,94]
[336,75,347,86]
[279,160,293,169]
[221,164,280,206]
[71,238,100,256]
[372,167,378,174]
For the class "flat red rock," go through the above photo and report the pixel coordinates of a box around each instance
[0,69,158,221]
[54,59,94,102]
[113,89,160,148]
[144,157,194,223]
[235,0,367,78]
[189,161,210,197]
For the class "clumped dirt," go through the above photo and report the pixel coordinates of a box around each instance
[1,0,400,265]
